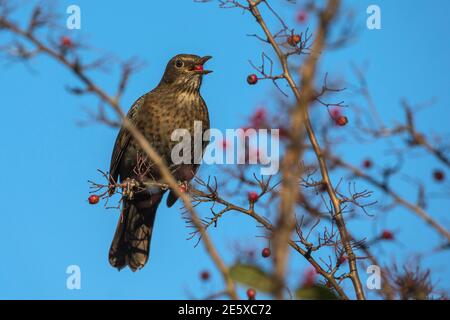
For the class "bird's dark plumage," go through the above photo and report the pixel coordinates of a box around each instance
[108,54,211,271]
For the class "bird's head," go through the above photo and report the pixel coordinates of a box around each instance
[160,54,212,92]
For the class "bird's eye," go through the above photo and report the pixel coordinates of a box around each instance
[175,60,184,68]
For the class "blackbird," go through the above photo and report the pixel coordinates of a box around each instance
[108,54,211,271]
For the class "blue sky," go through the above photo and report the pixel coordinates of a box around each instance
[0,0,449,299]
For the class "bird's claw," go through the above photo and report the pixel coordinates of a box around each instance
[122,178,140,200]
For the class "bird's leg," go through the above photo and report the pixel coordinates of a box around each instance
[121,178,141,200]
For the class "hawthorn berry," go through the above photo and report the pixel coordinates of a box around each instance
[246,288,256,300]
[247,191,259,203]
[200,270,210,281]
[381,230,394,240]
[179,184,188,193]
[330,107,342,119]
[296,10,308,24]
[338,256,347,264]
[88,195,100,205]
[253,107,267,121]
[60,36,72,48]
[287,34,301,46]
[249,107,267,129]
[335,116,348,127]
[261,247,271,258]
[279,127,289,140]
[193,64,204,72]
[221,139,228,149]
[363,159,373,169]
[433,170,445,182]
[303,267,317,287]
[247,74,258,85]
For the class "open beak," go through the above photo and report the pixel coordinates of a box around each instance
[193,55,213,75]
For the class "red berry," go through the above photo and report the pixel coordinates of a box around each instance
[179,184,187,193]
[261,247,271,258]
[246,288,256,300]
[287,34,301,46]
[247,191,259,203]
[249,107,267,129]
[381,230,394,240]
[60,36,72,48]
[279,127,289,139]
[253,107,266,121]
[330,107,342,119]
[88,195,100,205]
[247,74,258,85]
[335,116,348,126]
[338,256,347,264]
[433,170,445,182]
[193,64,204,72]
[363,159,373,169]
[221,139,228,149]
[200,270,210,281]
[303,267,317,287]
[296,11,308,24]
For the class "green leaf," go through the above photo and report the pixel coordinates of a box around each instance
[229,263,274,293]
[295,285,339,300]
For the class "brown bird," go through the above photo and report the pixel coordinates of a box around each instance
[108,54,212,271]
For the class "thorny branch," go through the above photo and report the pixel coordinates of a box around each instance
[188,175,350,299]
[328,153,450,242]
[242,0,365,299]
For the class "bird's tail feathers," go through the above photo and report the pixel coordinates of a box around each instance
[109,194,162,271]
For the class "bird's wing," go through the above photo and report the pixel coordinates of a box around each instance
[109,94,146,188]
[200,96,211,152]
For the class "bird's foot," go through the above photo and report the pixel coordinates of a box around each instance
[121,178,141,200]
